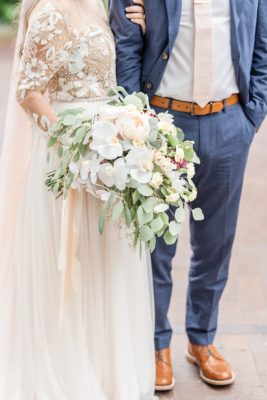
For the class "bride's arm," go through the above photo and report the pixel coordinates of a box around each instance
[16,5,70,130]
[125,0,146,34]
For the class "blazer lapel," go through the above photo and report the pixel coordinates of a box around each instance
[165,0,182,50]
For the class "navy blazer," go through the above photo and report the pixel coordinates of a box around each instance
[110,0,267,129]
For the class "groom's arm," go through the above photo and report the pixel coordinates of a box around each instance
[109,0,144,93]
[244,0,267,129]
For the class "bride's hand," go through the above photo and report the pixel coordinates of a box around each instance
[125,0,146,34]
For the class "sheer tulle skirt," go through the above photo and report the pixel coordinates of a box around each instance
[0,101,155,400]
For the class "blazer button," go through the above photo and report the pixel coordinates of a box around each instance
[146,82,153,90]
[162,52,169,60]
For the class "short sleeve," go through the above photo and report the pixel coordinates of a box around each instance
[16,3,72,101]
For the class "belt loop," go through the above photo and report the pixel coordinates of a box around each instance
[222,98,227,113]
[168,98,172,110]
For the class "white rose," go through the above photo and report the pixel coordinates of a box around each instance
[182,188,197,202]
[174,147,185,163]
[149,172,163,189]
[116,112,150,143]
[158,120,177,137]
[158,112,174,125]
[166,192,180,203]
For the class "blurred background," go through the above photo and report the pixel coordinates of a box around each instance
[0,1,267,399]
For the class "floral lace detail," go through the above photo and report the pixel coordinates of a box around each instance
[16,2,116,103]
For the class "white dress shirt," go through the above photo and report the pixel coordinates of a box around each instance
[156,0,239,103]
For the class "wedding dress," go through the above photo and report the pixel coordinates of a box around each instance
[0,2,155,399]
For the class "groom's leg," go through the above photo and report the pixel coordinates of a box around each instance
[151,111,200,351]
[151,234,177,350]
[186,103,255,345]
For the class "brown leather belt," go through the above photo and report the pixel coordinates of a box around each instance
[150,93,239,116]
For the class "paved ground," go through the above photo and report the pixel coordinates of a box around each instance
[1,37,267,400]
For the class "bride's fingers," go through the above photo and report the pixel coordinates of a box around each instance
[130,18,146,34]
[126,12,145,20]
[132,0,145,6]
[125,5,145,15]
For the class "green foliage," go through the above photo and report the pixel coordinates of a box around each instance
[0,0,17,24]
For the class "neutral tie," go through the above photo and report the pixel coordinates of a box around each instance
[193,0,213,108]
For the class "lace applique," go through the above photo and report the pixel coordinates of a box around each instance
[16,2,116,103]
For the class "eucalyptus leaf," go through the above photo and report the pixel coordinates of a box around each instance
[137,185,154,197]
[58,146,63,158]
[184,147,195,162]
[161,212,169,226]
[149,236,156,252]
[73,152,80,163]
[63,115,77,126]
[163,230,178,245]
[176,128,185,142]
[169,221,182,236]
[47,136,57,149]
[135,92,149,108]
[167,134,179,147]
[140,226,154,242]
[175,207,186,223]
[150,216,164,233]
[73,126,87,144]
[142,197,157,213]
[124,94,143,110]
[98,209,106,234]
[124,207,132,227]
[192,208,204,221]
[132,190,140,204]
[112,200,124,221]
[58,108,85,117]
[154,203,169,213]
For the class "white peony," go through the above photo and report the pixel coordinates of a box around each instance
[90,122,123,160]
[149,172,163,189]
[116,112,150,143]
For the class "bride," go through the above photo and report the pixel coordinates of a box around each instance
[0,1,156,399]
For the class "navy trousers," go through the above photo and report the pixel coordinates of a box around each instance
[151,103,255,350]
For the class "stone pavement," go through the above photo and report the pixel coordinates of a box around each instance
[1,37,267,400]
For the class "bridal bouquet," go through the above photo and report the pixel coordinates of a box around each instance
[45,88,203,251]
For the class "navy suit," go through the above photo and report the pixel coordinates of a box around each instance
[110,0,267,348]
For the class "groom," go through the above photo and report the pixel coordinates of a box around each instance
[110,0,267,390]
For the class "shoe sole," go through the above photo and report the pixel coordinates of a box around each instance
[155,377,176,392]
[185,349,236,386]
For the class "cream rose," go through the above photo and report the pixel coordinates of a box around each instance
[149,172,163,189]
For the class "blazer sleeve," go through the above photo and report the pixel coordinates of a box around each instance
[244,0,267,129]
[109,0,144,93]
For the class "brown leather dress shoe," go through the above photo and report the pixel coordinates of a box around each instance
[186,343,235,386]
[155,348,175,391]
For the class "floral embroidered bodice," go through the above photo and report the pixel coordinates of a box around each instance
[16,2,117,103]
